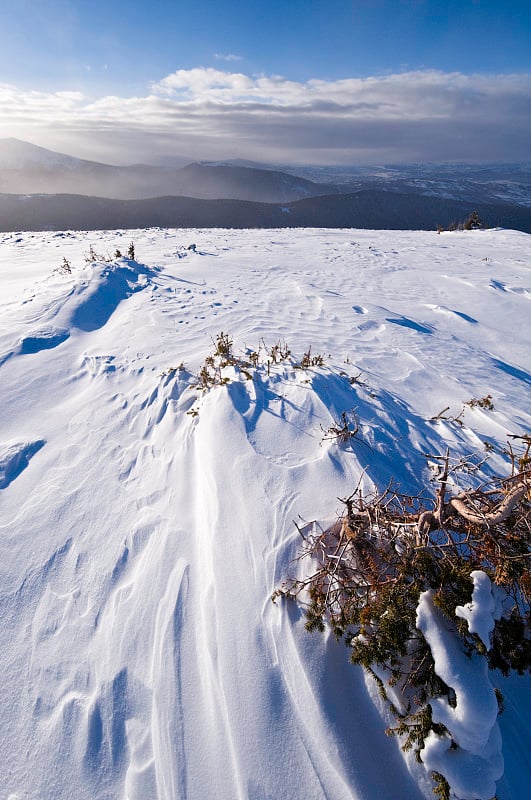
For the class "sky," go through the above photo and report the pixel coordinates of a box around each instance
[0,0,530,165]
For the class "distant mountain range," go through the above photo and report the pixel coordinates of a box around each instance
[0,138,530,232]
[1,189,530,234]
[291,162,531,209]
[0,139,337,203]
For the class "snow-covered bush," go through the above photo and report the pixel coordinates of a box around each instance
[279,447,531,800]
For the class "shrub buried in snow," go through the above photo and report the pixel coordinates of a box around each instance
[276,447,531,800]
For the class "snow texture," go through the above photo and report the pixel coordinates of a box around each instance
[0,226,530,800]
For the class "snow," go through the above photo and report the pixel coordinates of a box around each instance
[0,226,530,800]
[417,588,503,799]
[455,570,504,650]
[0,439,46,489]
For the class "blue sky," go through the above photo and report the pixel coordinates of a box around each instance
[0,1,530,164]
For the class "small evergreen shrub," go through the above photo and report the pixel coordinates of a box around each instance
[187,335,329,395]
[55,256,72,274]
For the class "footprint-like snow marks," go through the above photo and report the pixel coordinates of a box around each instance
[0,439,45,489]
[71,260,154,332]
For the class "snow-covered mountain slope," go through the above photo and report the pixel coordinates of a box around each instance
[0,227,530,800]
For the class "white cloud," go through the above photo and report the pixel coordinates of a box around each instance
[0,68,530,164]
[214,53,243,62]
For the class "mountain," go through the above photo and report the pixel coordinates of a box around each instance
[0,137,83,170]
[289,162,531,208]
[0,139,336,202]
[1,188,530,233]
[284,189,531,231]
[172,159,531,209]
[1,140,529,231]
[169,162,337,202]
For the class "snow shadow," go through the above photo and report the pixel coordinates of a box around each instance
[20,328,70,354]
[0,439,45,489]
[490,357,531,387]
[451,310,478,324]
[72,260,156,333]
[309,370,442,493]
[226,366,446,494]
[84,668,130,776]
[386,316,433,335]
[226,372,279,434]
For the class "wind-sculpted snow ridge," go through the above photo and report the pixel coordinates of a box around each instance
[0,439,46,489]
[0,227,530,800]
[0,254,157,366]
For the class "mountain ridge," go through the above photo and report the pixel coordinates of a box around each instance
[1,188,530,233]
[0,138,337,203]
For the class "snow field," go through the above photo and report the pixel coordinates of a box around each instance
[0,227,530,800]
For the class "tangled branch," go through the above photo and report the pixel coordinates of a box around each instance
[275,451,531,797]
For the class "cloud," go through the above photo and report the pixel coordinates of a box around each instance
[0,68,530,164]
[214,53,243,62]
